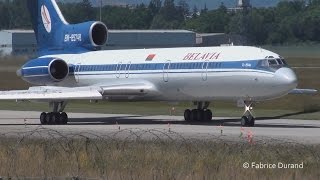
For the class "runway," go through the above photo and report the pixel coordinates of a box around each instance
[0,110,319,144]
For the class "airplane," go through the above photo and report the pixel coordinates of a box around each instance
[0,0,317,127]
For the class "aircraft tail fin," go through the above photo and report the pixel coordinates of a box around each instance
[27,0,108,54]
[27,0,69,51]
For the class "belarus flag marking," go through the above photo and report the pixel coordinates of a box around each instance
[146,54,156,61]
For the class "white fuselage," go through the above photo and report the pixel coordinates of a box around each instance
[42,46,298,102]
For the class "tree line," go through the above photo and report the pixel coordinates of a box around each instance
[0,0,320,45]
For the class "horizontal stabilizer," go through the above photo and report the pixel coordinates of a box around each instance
[289,88,318,95]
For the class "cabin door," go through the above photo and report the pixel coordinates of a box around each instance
[116,62,122,78]
[74,63,81,83]
[125,61,131,78]
[163,60,171,82]
[201,60,209,81]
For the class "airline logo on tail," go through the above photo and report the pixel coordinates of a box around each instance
[41,5,51,33]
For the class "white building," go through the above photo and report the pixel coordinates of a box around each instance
[0,30,37,56]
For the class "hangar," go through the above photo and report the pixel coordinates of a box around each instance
[0,29,245,56]
[0,30,37,56]
[0,29,196,56]
[106,30,196,50]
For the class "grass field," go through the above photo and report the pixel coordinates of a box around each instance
[0,130,319,179]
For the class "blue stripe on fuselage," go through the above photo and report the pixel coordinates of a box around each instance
[22,59,274,78]
[74,60,263,73]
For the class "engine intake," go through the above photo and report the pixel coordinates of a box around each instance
[90,22,108,47]
[57,21,109,51]
[49,59,69,81]
[21,58,69,85]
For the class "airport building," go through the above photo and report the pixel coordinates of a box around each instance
[197,33,248,46]
[106,29,196,50]
[0,29,196,56]
[0,30,37,56]
[0,29,245,56]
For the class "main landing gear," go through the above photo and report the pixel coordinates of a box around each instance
[183,101,256,127]
[241,101,255,127]
[184,102,213,122]
[40,102,69,125]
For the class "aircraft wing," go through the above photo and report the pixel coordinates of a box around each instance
[0,82,159,101]
[0,86,103,100]
[289,88,318,95]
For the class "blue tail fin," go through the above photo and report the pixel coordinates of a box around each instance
[27,0,108,55]
[27,0,69,52]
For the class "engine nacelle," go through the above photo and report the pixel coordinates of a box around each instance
[64,21,108,50]
[19,58,69,85]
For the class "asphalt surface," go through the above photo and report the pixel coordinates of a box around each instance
[0,110,319,144]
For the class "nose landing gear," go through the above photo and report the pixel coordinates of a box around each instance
[241,101,255,127]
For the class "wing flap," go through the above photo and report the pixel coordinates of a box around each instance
[101,83,158,96]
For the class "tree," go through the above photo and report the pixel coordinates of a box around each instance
[186,4,230,33]
[162,0,177,20]
[78,0,96,21]
[150,0,186,29]
[177,0,190,20]
[129,4,153,29]
[0,2,10,29]
[148,0,162,16]
[192,5,199,18]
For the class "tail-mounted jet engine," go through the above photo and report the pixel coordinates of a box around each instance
[18,58,69,85]
[62,21,108,50]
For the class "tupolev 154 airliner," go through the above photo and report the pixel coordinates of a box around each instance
[0,0,317,127]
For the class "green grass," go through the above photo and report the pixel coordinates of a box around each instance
[0,135,319,179]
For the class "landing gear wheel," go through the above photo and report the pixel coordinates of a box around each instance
[184,109,191,122]
[248,115,255,127]
[190,109,198,121]
[40,112,69,125]
[40,112,47,125]
[46,113,53,125]
[60,112,68,125]
[184,102,213,122]
[241,116,249,127]
[197,110,204,122]
[204,109,212,121]
[53,113,61,124]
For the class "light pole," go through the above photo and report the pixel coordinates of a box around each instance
[99,0,102,21]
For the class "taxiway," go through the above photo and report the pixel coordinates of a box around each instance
[0,110,319,144]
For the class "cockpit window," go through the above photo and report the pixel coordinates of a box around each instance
[258,57,288,71]
[276,59,283,65]
[268,59,278,66]
[281,59,287,65]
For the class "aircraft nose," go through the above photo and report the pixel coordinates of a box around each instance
[275,67,298,88]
